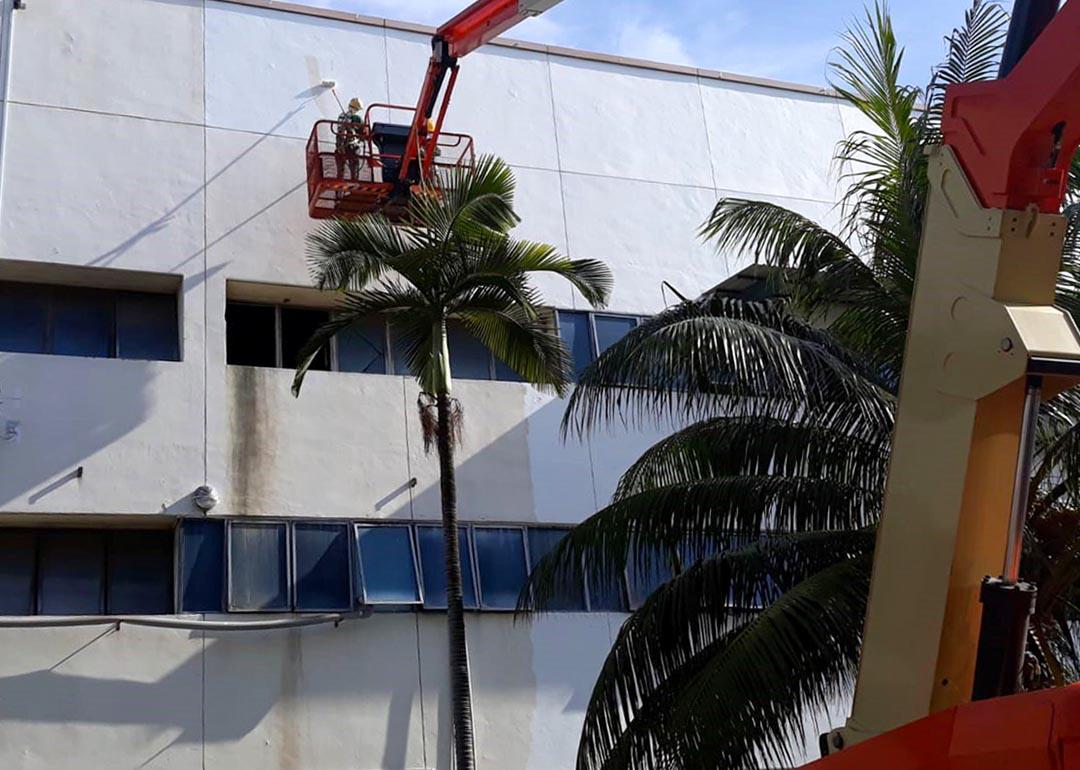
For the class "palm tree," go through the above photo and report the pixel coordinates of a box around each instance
[291,156,613,770]
[521,3,1080,769]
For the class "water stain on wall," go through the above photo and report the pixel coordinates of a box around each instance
[229,366,274,515]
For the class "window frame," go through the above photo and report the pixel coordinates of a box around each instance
[591,312,641,357]
[472,524,531,612]
[225,519,293,614]
[291,520,356,613]
[0,526,179,617]
[415,523,480,611]
[0,281,180,362]
[524,525,590,613]
[353,522,424,608]
[227,300,396,377]
[177,517,226,614]
[554,309,644,381]
[105,528,176,615]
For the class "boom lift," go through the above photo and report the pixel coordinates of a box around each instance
[305,0,563,219]
[810,1,1080,766]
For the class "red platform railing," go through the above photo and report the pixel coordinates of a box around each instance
[306,104,475,220]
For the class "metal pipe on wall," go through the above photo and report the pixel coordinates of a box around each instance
[0,612,369,631]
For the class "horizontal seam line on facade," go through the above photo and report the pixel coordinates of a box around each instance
[209,0,840,100]
[6,100,838,209]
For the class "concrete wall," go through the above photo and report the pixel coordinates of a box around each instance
[0,1,852,767]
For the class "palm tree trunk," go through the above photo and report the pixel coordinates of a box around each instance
[437,391,476,770]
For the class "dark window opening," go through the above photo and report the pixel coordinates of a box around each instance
[281,307,330,371]
[108,530,174,614]
[117,293,180,361]
[225,302,277,367]
[0,527,175,616]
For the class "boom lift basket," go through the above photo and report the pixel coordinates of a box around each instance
[305,104,475,220]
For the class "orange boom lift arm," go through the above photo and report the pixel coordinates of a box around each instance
[399,0,564,185]
[305,0,564,220]
[811,2,1080,767]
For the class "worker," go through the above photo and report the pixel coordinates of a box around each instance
[335,97,366,181]
[418,117,442,167]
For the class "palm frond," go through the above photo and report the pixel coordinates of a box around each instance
[291,284,427,396]
[700,199,855,282]
[416,154,520,239]
[305,214,409,291]
[575,547,872,770]
[561,296,893,438]
[467,236,613,308]
[521,476,880,613]
[924,0,1009,132]
[455,306,571,395]
[613,415,890,502]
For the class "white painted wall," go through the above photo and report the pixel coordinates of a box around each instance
[0,1,852,767]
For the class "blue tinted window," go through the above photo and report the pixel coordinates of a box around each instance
[295,523,352,611]
[448,322,492,380]
[108,530,174,614]
[474,527,528,610]
[626,550,674,609]
[586,570,627,612]
[557,311,594,381]
[389,321,414,376]
[38,531,106,615]
[0,285,47,354]
[180,519,224,613]
[527,528,585,611]
[0,531,36,614]
[594,315,637,355]
[337,316,388,374]
[116,293,180,362]
[355,525,421,604]
[493,357,524,383]
[229,523,289,611]
[417,526,477,609]
[52,290,114,358]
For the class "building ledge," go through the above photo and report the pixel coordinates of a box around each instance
[213,0,839,99]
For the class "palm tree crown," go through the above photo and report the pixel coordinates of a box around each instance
[293,155,613,770]
[292,155,611,399]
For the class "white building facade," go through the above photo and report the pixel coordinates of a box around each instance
[0,1,860,768]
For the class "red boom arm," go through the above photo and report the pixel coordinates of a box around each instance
[398,0,563,184]
[942,0,1080,213]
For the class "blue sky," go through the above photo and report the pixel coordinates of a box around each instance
[307,0,1016,87]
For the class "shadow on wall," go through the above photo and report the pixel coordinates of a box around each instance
[0,613,606,770]
[0,621,422,769]
[0,84,335,513]
[0,355,154,511]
